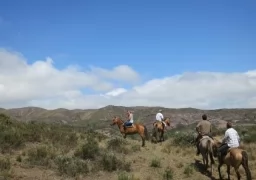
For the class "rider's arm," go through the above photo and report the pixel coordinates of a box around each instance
[236,132,241,143]
[196,122,201,133]
[222,130,228,143]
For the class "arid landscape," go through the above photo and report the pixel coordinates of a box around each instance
[0,106,255,180]
[1,105,256,127]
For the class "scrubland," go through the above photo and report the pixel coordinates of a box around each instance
[0,113,255,180]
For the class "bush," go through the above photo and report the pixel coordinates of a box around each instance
[0,157,11,171]
[26,145,56,167]
[172,132,196,147]
[183,164,194,177]
[0,129,24,153]
[150,158,161,168]
[163,167,174,180]
[74,135,100,160]
[107,137,129,154]
[55,155,89,177]
[101,153,131,172]
[0,156,12,178]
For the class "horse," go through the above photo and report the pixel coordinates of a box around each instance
[212,140,252,180]
[152,117,171,142]
[198,136,215,176]
[110,116,149,147]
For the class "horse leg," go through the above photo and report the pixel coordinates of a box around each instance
[209,151,215,165]
[140,134,145,147]
[205,151,209,168]
[155,129,160,142]
[227,165,230,180]
[209,152,214,176]
[160,131,163,142]
[218,163,223,180]
[234,167,241,180]
[161,130,164,141]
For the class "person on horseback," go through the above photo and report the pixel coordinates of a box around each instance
[217,122,240,162]
[156,109,166,128]
[195,114,213,156]
[123,110,134,129]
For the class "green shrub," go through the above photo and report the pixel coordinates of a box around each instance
[55,155,89,177]
[0,129,24,153]
[172,132,196,147]
[74,135,100,160]
[26,145,56,167]
[0,157,11,171]
[101,153,131,172]
[163,167,174,180]
[183,164,194,177]
[107,137,129,154]
[150,158,161,168]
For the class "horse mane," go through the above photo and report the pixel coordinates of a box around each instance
[164,117,170,121]
[115,116,124,122]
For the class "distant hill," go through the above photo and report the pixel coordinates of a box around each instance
[0,105,256,130]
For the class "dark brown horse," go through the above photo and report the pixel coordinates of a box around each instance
[152,117,171,142]
[110,116,149,147]
[213,139,252,180]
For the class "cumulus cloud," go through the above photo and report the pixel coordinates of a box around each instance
[90,65,140,84]
[0,48,256,110]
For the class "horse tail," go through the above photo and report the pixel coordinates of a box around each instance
[206,139,212,151]
[207,139,215,164]
[241,151,252,180]
[144,125,149,140]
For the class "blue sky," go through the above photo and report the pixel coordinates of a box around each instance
[0,0,256,80]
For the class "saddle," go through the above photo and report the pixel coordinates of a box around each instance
[200,135,211,140]
[124,124,134,128]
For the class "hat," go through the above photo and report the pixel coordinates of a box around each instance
[159,109,162,112]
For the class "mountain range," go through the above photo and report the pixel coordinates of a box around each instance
[1,105,256,129]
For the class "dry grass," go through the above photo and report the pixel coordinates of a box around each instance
[0,113,256,180]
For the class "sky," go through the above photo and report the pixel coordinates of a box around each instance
[0,0,256,110]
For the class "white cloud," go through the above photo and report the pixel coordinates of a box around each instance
[0,48,256,110]
[105,88,127,97]
[89,65,140,84]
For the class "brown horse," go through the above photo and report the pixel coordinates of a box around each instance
[110,116,149,147]
[212,140,252,180]
[198,136,215,176]
[152,117,171,142]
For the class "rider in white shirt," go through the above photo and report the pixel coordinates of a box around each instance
[156,109,166,126]
[124,111,134,129]
[218,122,240,161]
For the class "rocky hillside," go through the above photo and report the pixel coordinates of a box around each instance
[0,105,256,129]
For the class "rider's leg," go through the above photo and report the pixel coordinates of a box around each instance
[195,134,201,155]
[217,143,229,162]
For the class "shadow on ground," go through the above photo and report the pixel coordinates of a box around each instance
[191,159,218,180]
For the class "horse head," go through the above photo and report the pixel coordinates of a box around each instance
[110,116,117,126]
[212,139,222,157]
[164,117,171,126]
[110,116,122,126]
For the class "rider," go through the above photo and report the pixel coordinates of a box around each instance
[123,110,134,129]
[217,122,240,161]
[156,109,166,128]
[195,114,213,156]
